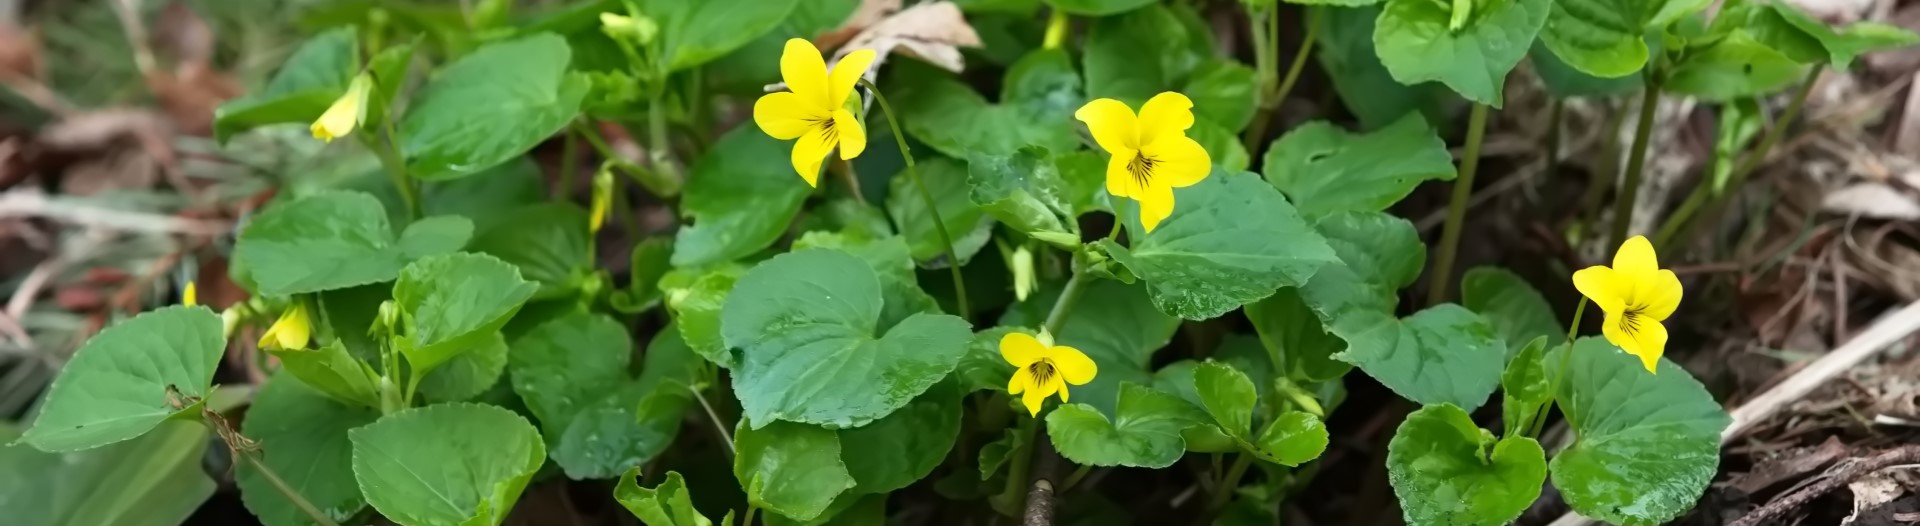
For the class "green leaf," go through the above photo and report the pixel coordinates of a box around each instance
[734,419,856,522]
[999,280,1180,416]
[1386,404,1546,526]
[1531,41,1642,97]
[266,340,381,409]
[18,306,222,452]
[1539,0,1709,77]
[1499,337,1551,436]
[673,127,812,267]
[722,249,972,428]
[1100,172,1338,320]
[1547,338,1730,525]
[1245,288,1351,382]
[1084,4,1210,103]
[510,313,695,478]
[1187,118,1252,171]
[638,0,801,71]
[417,333,508,402]
[619,237,675,311]
[615,470,711,526]
[956,326,1022,393]
[400,33,588,180]
[1374,0,1549,106]
[889,51,1081,159]
[1709,98,1763,193]
[1183,60,1259,132]
[1315,5,1461,129]
[790,231,933,331]
[1046,383,1208,468]
[887,157,996,266]
[236,191,472,296]
[978,426,1028,480]
[213,27,356,142]
[1044,0,1155,16]
[1256,412,1332,466]
[239,372,380,526]
[392,253,537,374]
[966,147,1075,237]
[1261,115,1453,215]
[1053,150,1114,216]
[349,403,546,526]
[1335,304,1506,411]
[1665,31,1806,101]
[1461,266,1563,356]
[1191,362,1329,465]
[1762,0,1920,68]
[661,264,748,367]
[469,203,591,300]
[839,380,963,493]
[0,420,214,526]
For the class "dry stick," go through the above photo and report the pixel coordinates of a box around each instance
[1545,300,1920,526]
[1023,479,1057,526]
[1728,445,1920,526]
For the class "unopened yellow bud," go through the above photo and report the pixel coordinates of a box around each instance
[183,281,198,306]
[591,165,614,234]
[311,73,373,143]
[258,302,312,351]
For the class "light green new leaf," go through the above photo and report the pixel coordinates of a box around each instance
[637,0,800,71]
[1386,404,1546,526]
[239,373,380,526]
[839,381,963,494]
[734,419,856,522]
[1045,0,1155,16]
[510,313,695,478]
[1665,31,1805,101]
[401,33,587,180]
[19,306,222,452]
[967,147,1075,237]
[1192,362,1329,465]
[1539,0,1710,77]
[887,157,996,266]
[673,127,812,266]
[0,420,214,526]
[416,333,508,402]
[722,249,972,428]
[1256,412,1332,466]
[890,51,1081,159]
[236,191,472,296]
[1000,280,1180,416]
[661,264,748,367]
[1261,115,1453,215]
[469,203,591,300]
[1335,304,1506,411]
[1373,0,1550,106]
[213,27,356,142]
[1548,338,1730,525]
[1461,266,1563,356]
[1499,337,1551,436]
[266,340,381,409]
[1047,383,1209,468]
[392,253,537,374]
[349,403,546,526]
[1101,173,1337,320]
[615,470,711,526]
[1531,41,1642,97]
[1764,0,1920,69]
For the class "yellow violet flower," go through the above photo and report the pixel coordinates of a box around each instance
[1573,235,1683,374]
[1001,330,1097,416]
[258,302,312,351]
[1074,92,1212,233]
[752,38,875,186]
[182,281,198,307]
[311,73,372,143]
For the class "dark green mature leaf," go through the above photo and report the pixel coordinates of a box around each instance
[1316,6,1460,130]
[417,333,508,402]
[735,419,856,522]
[1387,404,1546,526]
[392,253,537,374]
[509,313,695,478]
[1531,41,1642,97]
[1245,288,1350,382]
[1261,115,1453,216]
[887,157,996,266]
[469,203,591,300]
[240,373,380,526]
[890,50,1081,159]
[1665,31,1805,101]
[267,340,381,409]
[236,191,472,296]
[1187,118,1251,171]
[1001,280,1180,416]
[957,327,1023,393]
[1047,383,1209,468]
[1192,362,1329,466]
[19,306,222,452]
[1539,0,1709,77]
[839,381,962,493]
[0,420,213,526]
[1462,266,1563,357]
[638,0,800,71]
[401,33,588,180]
[1053,150,1113,216]
[1336,304,1506,411]
[1083,4,1209,104]
[1374,0,1549,106]
[1102,173,1337,320]
[615,470,711,526]
[349,403,546,526]
[1548,338,1730,525]
[722,249,972,428]
[967,147,1075,238]
[1183,61,1260,132]
[790,231,933,332]
[673,127,812,267]
[213,27,356,142]
[1045,0,1155,16]
[661,264,748,367]
[1499,337,1551,436]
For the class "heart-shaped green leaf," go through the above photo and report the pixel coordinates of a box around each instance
[734,419,856,522]
[509,313,698,478]
[1386,404,1546,526]
[239,372,380,526]
[1047,383,1209,468]
[890,51,1081,160]
[1538,0,1710,77]
[1336,304,1506,411]
[673,127,812,267]
[1192,362,1330,466]
[400,33,588,180]
[967,147,1076,238]
[469,203,591,300]
[266,340,381,409]
[887,157,996,266]
[1245,288,1351,382]
[1373,0,1550,106]
[213,27,356,142]
[392,253,537,374]
[1261,115,1453,216]
[661,264,748,367]
[1257,411,1333,466]
[235,191,472,297]
[1317,6,1462,129]
[1531,41,1643,97]
[615,470,711,526]
[349,403,546,526]
[1462,266,1564,357]
[18,306,223,452]
[839,380,962,494]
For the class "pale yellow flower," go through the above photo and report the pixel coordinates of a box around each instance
[258,302,312,351]
[311,73,372,143]
[1573,236,1683,373]
[1074,92,1212,233]
[752,39,875,186]
[1002,331,1097,416]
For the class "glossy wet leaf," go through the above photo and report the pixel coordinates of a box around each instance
[1256,412,1331,466]
[734,419,856,521]
[392,253,537,374]
[967,147,1075,237]
[1547,337,1730,525]
[1386,404,1546,526]
[615,470,711,526]
[469,203,591,300]
[722,249,972,428]
[266,340,380,409]
[19,306,222,452]
[1665,31,1806,101]
[416,333,507,403]
[1499,337,1551,436]
[889,51,1081,159]
[1101,173,1338,320]
[673,127,812,267]
[887,157,996,266]
[509,313,697,478]
[235,191,471,297]
[0,420,213,526]
[1462,266,1563,356]
[1047,383,1209,468]
[213,27,355,142]
[349,403,546,526]
[839,381,963,493]
[661,264,747,367]
[239,373,380,526]
[1336,304,1506,411]
[638,0,800,71]
[1539,0,1709,77]
[400,33,588,180]
[1261,115,1453,216]
[1374,0,1550,106]
[1192,362,1330,466]
[999,280,1181,416]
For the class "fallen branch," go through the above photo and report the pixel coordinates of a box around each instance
[1728,445,1920,526]
[1022,479,1055,526]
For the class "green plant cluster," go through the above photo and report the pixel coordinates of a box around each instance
[4,0,1913,525]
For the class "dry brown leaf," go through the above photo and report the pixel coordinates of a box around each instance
[815,0,904,51]
[833,1,981,75]
[1823,183,1920,220]
[0,23,42,81]
[153,0,214,69]
[1842,472,1906,525]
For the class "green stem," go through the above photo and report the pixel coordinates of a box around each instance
[242,450,342,526]
[691,385,736,457]
[1043,269,1091,335]
[742,505,759,526]
[999,415,1042,511]
[1043,8,1069,50]
[861,77,969,316]
[575,121,679,197]
[1241,7,1310,153]
[1424,102,1490,306]
[1271,10,1315,122]
[369,121,419,220]
[1207,453,1254,511]
[1611,74,1664,248]
[1059,464,1092,492]
[646,93,681,184]
[1653,66,1820,248]
[1526,299,1586,439]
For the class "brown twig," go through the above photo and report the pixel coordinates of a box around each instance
[1728,445,1920,526]
[1021,479,1055,526]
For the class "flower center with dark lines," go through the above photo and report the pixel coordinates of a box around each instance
[1127,153,1156,188]
[1619,306,1646,336]
[1027,359,1057,386]
[812,116,838,143]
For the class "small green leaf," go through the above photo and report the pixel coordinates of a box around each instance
[266,340,381,409]
[392,253,537,374]
[1045,0,1156,16]
[673,127,812,267]
[1762,0,1920,68]
[1374,0,1550,105]
[966,147,1075,237]
[1256,412,1331,466]
[638,0,801,71]
[1047,383,1208,468]
[349,403,546,526]
[213,27,356,142]
[839,380,962,494]
[401,34,587,180]
[1,420,214,526]
[236,191,471,296]
[19,306,222,452]
[1665,31,1806,101]
[723,249,972,428]
[1386,404,1546,526]
[1245,288,1351,382]
[978,427,1027,481]
[416,333,508,402]
[1539,0,1709,77]
[1461,266,1564,356]
[1191,362,1329,466]
[661,264,747,367]
[615,470,711,526]
[510,313,696,478]
[1261,115,1453,216]
[1499,337,1551,436]
[1187,118,1252,171]
[620,237,675,311]
[890,51,1081,159]
[1709,98,1764,193]
[887,157,996,266]
[1101,173,1338,320]
[1547,338,1730,525]
[1336,304,1506,411]
[239,372,380,526]
[469,203,591,300]
[734,419,856,522]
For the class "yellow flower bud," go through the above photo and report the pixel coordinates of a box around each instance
[258,302,313,351]
[182,281,198,306]
[599,12,658,45]
[590,165,614,234]
[311,73,373,143]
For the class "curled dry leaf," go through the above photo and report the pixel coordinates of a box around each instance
[833,0,981,74]
[0,23,42,80]
[815,0,904,51]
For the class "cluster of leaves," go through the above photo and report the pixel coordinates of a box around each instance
[5,0,1914,525]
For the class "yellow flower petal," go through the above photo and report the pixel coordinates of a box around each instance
[1136,183,1175,234]
[1103,147,1139,198]
[1008,366,1030,395]
[753,91,821,140]
[1047,345,1098,385]
[780,38,830,108]
[1136,91,1196,148]
[258,303,311,351]
[1056,382,1070,403]
[790,124,836,187]
[183,281,198,307]
[1000,332,1047,367]
[1021,378,1050,416]
[1140,135,1211,189]
[1572,265,1626,313]
[827,48,877,110]
[1612,235,1660,276]
[832,108,865,160]
[310,75,370,143]
[1074,98,1139,153]
[1600,310,1667,374]
[1639,269,1683,321]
